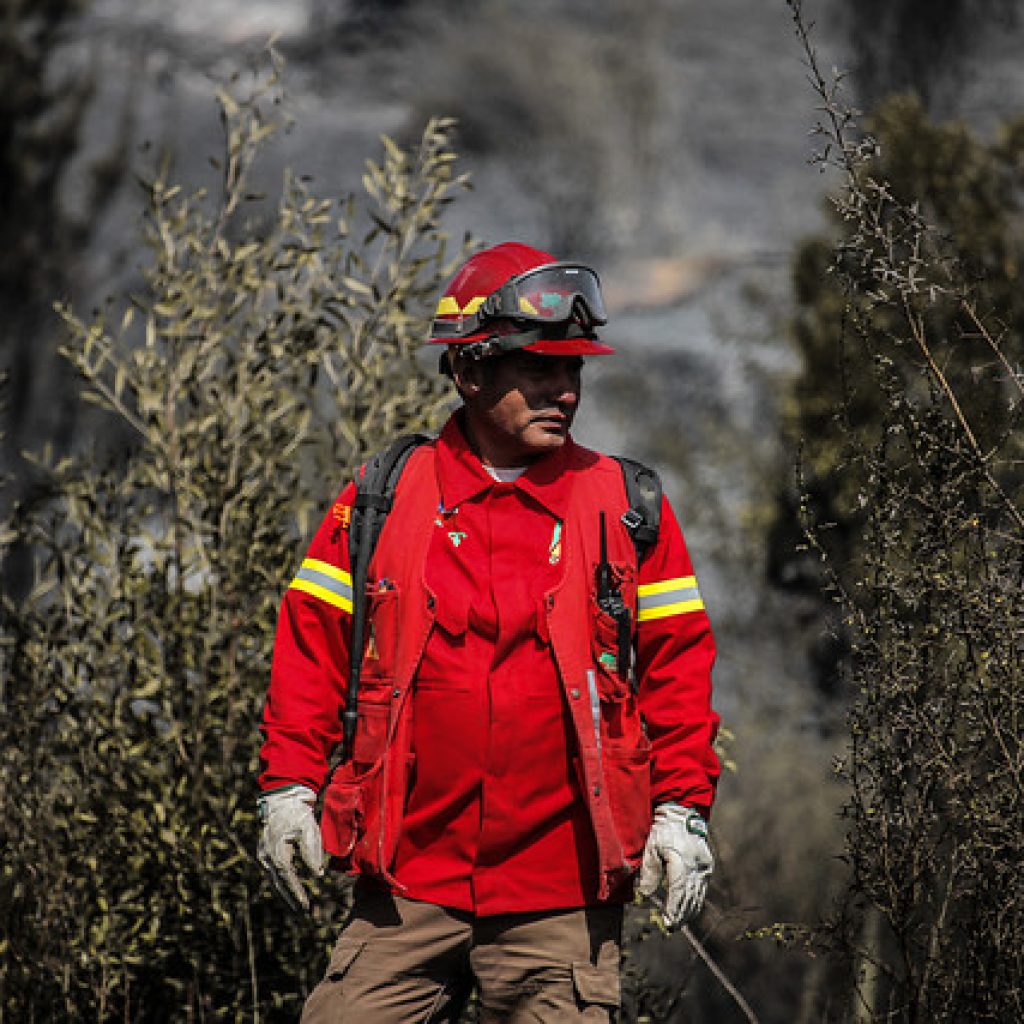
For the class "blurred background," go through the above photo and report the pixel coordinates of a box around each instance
[3,0,1023,1019]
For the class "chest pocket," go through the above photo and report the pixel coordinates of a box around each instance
[432,586,469,640]
[360,583,401,681]
[589,559,638,703]
[414,582,473,694]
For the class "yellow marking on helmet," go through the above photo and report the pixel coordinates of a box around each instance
[462,296,485,314]
[436,296,460,315]
[519,296,539,315]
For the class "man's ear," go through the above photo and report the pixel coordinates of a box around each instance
[452,356,484,398]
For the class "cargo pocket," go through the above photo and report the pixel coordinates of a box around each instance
[301,939,367,1020]
[326,939,366,982]
[571,961,621,1020]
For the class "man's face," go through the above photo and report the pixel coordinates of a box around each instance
[457,351,584,466]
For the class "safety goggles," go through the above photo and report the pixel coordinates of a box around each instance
[432,262,608,339]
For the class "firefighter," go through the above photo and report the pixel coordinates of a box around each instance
[257,242,720,1022]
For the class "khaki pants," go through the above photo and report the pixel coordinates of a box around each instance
[301,883,622,1023]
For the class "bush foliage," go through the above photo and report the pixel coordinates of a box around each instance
[791,94,1024,565]
[0,60,468,1021]
[785,4,1024,1020]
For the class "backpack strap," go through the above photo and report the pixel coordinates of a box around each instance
[340,433,433,763]
[614,456,662,563]
[348,434,434,571]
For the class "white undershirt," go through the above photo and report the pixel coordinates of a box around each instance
[483,464,527,483]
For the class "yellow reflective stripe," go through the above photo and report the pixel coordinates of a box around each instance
[462,295,485,314]
[289,558,353,614]
[290,578,353,614]
[638,598,704,622]
[302,558,351,586]
[519,296,539,315]
[637,576,703,622]
[638,575,697,598]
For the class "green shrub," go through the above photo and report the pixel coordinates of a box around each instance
[786,92,1024,587]
[782,5,1024,1020]
[0,57,469,1021]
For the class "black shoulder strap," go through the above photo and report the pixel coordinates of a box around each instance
[340,432,432,764]
[614,456,662,563]
[349,433,433,571]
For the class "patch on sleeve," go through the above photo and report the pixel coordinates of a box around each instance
[331,503,352,530]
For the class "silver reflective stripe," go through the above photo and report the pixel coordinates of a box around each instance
[295,565,352,602]
[637,575,704,622]
[638,585,700,612]
[586,669,602,757]
[289,558,354,613]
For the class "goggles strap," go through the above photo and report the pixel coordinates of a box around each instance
[461,322,593,361]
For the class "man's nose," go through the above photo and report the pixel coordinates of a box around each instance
[551,370,580,404]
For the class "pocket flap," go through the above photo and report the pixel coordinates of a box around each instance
[433,588,469,637]
[571,961,620,1008]
[326,939,366,982]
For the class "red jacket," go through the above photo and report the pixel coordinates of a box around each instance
[259,415,719,913]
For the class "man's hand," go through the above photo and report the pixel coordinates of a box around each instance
[257,784,324,913]
[637,803,713,929]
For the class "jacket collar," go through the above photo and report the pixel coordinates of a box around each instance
[436,411,575,520]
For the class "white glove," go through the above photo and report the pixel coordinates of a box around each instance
[257,784,324,913]
[637,803,713,929]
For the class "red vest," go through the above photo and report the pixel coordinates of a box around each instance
[321,442,652,901]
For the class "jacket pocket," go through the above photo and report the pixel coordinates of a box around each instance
[352,693,390,769]
[320,773,365,862]
[359,584,400,680]
[432,586,468,640]
[321,761,388,873]
[589,559,636,702]
[377,752,417,880]
[603,739,653,869]
[591,606,629,702]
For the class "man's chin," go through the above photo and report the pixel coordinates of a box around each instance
[521,426,569,456]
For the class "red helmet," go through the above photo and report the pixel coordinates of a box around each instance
[429,242,615,357]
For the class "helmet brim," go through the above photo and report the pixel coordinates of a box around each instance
[432,331,616,356]
[522,337,615,356]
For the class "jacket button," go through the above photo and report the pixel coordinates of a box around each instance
[546,595,555,610]
[570,688,580,699]
[593,785,601,797]
[426,595,435,610]
[392,688,401,698]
